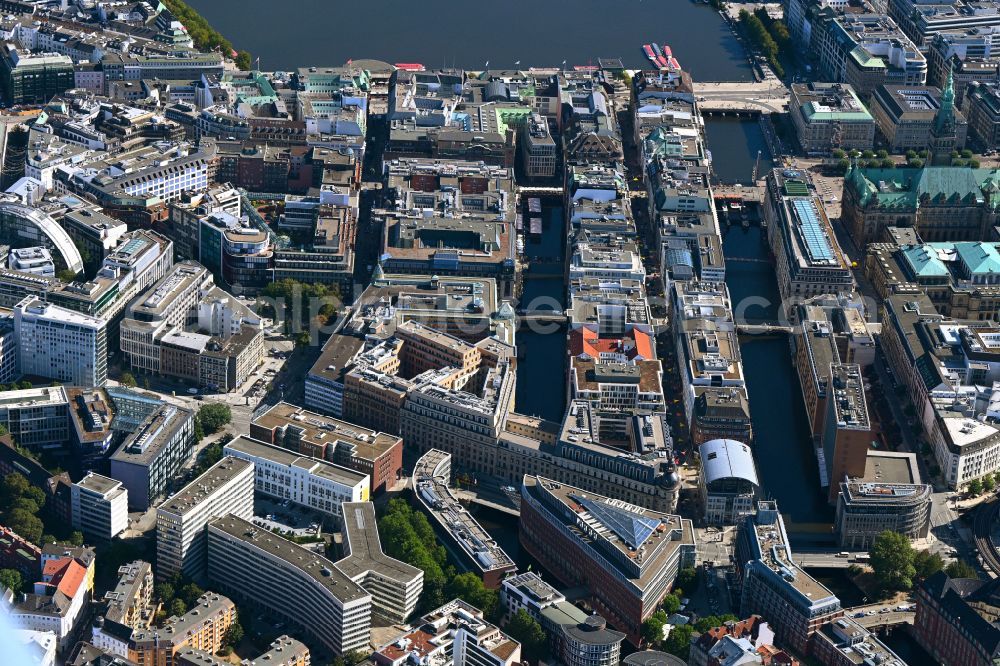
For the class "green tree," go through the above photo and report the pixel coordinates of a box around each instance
[870,530,916,591]
[969,478,984,495]
[446,572,498,620]
[120,372,137,388]
[971,159,982,169]
[877,149,889,159]
[155,582,175,603]
[880,159,895,169]
[170,598,187,617]
[663,623,694,660]
[914,550,944,580]
[196,404,231,435]
[193,442,225,476]
[962,148,974,159]
[661,593,681,615]
[985,475,996,492]
[378,499,450,612]
[7,507,43,544]
[837,158,850,173]
[179,582,205,606]
[235,51,252,70]
[945,560,978,579]
[677,566,698,592]
[505,609,548,663]
[905,149,917,159]
[832,148,846,159]
[694,614,739,633]
[1,473,43,507]
[641,610,668,646]
[225,620,244,647]
[69,531,84,547]
[0,568,22,593]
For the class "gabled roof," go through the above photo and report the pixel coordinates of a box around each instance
[44,558,86,599]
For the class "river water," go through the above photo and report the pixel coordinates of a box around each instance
[184,0,754,80]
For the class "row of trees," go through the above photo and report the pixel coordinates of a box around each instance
[868,530,977,593]
[738,9,787,79]
[835,147,982,172]
[378,499,499,616]
[966,471,1000,495]
[162,0,251,70]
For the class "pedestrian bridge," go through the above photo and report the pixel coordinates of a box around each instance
[736,323,794,335]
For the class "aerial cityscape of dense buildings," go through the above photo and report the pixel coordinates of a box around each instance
[4,0,1000,664]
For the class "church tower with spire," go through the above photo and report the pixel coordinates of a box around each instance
[929,65,958,166]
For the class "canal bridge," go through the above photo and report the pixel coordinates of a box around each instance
[714,185,765,203]
[726,256,770,266]
[517,309,569,324]
[736,323,793,335]
[849,607,915,630]
[694,81,789,116]
[520,186,563,197]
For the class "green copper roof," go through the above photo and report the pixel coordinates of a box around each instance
[953,242,1000,275]
[846,166,1000,208]
[901,245,950,278]
[849,45,885,70]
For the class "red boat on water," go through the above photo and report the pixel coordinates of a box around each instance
[657,55,668,67]
[394,63,426,71]
[662,45,673,57]
[643,44,655,59]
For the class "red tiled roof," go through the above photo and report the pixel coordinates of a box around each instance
[568,328,654,361]
[44,558,86,599]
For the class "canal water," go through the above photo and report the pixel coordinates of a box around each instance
[708,118,833,529]
[515,201,567,423]
[185,0,755,80]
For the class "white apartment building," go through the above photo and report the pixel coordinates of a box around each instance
[223,436,369,524]
[156,456,254,582]
[14,296,108,387]
[71,473,128,542]
[207,514,371,655]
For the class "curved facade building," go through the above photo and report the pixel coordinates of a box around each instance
[0,199,83,273]
[207,514,371,656]
[698,439,759,526]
